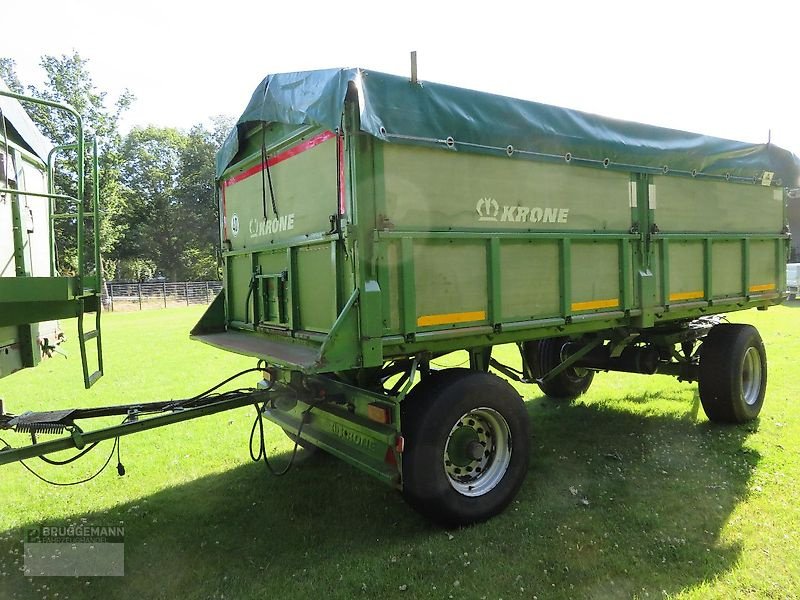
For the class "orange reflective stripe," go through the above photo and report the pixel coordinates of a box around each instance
[417,310,486,327]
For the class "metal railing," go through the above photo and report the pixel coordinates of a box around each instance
[104,281,222,311]
[0,88,101,294]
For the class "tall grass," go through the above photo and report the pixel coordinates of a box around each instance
[0,304,798,599]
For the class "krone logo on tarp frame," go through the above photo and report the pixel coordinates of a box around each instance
[475,197,569,224]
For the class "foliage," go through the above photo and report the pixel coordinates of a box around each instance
[115,257,157,282]
[0,58,24,93]
[112,119,230,281]
[116,125,187,280]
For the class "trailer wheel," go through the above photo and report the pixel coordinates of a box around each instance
[698,324,767,423]
[401,370,530,527]
[525,338,594,400]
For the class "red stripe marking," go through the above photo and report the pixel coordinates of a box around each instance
[221,185,228,239]
[337,132,346,214]
[223,130,335,188]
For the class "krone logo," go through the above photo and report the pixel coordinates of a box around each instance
[474,197,570,224]
[476,197,500,221]
[230,213,240,236]
[249,213,296,238]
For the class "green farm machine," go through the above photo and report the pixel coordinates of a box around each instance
[0,82,103,388]
[1,69,797,526]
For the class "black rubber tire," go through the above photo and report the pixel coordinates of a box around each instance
[404,368,472,409]
[401,370,530,527]
[524,337,594,400]
[698,324,767,423]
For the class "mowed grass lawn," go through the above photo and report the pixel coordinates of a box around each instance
[0,303,798,599]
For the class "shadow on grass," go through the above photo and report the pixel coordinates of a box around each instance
[0,397,759,600]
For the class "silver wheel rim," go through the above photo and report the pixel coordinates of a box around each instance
[741,346,762,406]
[443,407,512,497]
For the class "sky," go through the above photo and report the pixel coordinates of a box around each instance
[1,0,799,158]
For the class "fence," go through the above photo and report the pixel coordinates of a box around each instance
[104,281,222,311]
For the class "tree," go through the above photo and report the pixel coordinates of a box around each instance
[174,116,233,280]
[0,58,24,93]
[116,126,188,280]
[115,119,233,282]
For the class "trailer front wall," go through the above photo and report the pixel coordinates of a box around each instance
[221,128,349,334]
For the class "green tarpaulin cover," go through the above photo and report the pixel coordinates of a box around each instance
[218,68,799,187]
[0,78,53,163]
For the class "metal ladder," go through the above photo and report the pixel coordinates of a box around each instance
[77,305,103,388]
[69,138,104,389]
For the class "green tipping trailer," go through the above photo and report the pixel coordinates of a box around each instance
[191,68,797,525]
[2,69,797,527]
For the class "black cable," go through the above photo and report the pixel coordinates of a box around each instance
[12,437,119,487]
[249,398,317,477]
[431,358,469,368]
[260,127,269,221]
[116,436,125,476]
[265,150,278,219]
[260,80,278,219]
[181,367,264,404]
[244,274,256,325]
[39,441,100,465]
